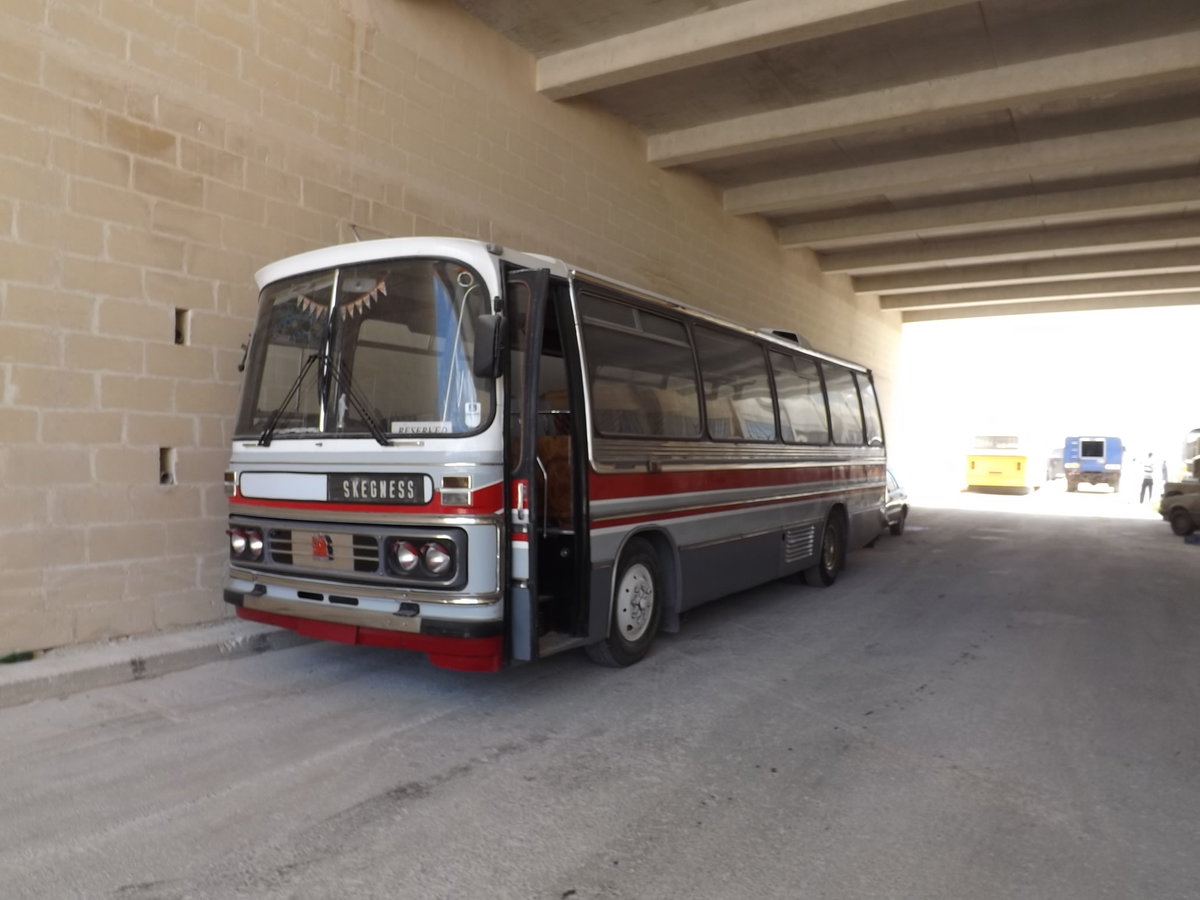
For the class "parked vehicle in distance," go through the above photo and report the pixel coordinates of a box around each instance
[884,469,908,536]
[965,434,1046,493]
[1159,483,1200,535]
[1180,427,1200,481]
[1046,446,1064,481]
[1062,435,1123,492]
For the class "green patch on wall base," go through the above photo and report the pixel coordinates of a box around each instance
[1,651,43,665]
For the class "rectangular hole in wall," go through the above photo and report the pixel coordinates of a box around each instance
[159,447,176,485]
[174,308,190,345]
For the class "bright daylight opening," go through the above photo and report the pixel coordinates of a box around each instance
[889,304,1200,522]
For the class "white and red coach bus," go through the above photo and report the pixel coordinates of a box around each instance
[224,237,887,671]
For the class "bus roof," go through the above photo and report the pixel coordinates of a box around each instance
[253,236,869,373]
[569,268,868,372]
[253,236,571,289]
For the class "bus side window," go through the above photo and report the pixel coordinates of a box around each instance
[658,383,699,436]
[592,379,646,435]
[856,374,885,448]
[694,326,776,442]
[706,391,737,439]
[824,364,865,445]
[770,351,829,445]
[580,295,701,439]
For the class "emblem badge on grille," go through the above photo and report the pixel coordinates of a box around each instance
[312,534,334,561]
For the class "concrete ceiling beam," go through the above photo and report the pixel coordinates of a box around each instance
[854,247,1200,294]
[650,31,1200,167]
[535,0,973,100]
[901,292,1200,322]
[818,217,1200,274]
[777,177,1200,248]
[728,118,1200,216]
[878,272,1200,310]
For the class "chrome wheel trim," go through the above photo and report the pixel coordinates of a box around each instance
[821,524,839,573]
[615,562,655,642]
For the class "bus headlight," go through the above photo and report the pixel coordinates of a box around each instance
[422,542,452,576]
[383,532,464,584]
[389,540,421,573]
[228,528,264,561]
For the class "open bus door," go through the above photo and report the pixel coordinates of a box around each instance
[504,268,590,663]
[504,268,548,662]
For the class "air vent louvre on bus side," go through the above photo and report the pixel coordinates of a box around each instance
[784,525,817,563]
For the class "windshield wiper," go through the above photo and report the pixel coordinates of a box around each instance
[257,353,321,446]
[329,358,391,446]
[257,354,391,446]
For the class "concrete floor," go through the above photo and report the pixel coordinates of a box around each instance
[1,490,1197,899]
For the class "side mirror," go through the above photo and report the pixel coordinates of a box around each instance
[473,313,504,378]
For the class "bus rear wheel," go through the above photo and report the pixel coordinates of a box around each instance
[586,538,663,667]
[804,513,845,587]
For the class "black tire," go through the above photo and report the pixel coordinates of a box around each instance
[1169,508,1196,536]
[804,513,845,587]
[585,538,662,667]
[889,507,907,537]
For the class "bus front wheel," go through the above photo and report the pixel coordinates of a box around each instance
[804,514,845,587]
[586,538,663,667]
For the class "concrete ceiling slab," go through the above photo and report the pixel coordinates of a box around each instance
[454,0,1200,317]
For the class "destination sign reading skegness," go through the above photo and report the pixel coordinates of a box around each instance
[328,474,430,504]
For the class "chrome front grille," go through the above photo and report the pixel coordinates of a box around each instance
[228,515,469,590]
[266,529,381,574]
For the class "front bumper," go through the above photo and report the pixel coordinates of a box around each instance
[223,569,505,671]
[229,602,503,672]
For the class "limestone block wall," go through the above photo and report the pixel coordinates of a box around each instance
[0,0,900,655]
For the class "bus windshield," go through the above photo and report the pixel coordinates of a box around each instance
[235,258,494,441]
